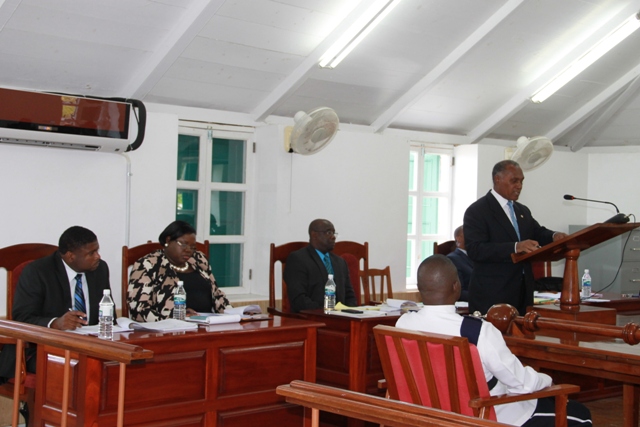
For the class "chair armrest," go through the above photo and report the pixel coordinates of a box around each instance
[468,384,580,408]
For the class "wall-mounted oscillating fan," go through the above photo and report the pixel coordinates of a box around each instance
[507,136,554,171]
[284,107,339,155]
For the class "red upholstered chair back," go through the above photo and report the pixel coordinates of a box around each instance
[268,241,308,314]
[0,243,57,405]
[374,325,496,420]
[0,243,58,320]
[333,241,369,305]
[340,253,363,305]
[122,240,209,318]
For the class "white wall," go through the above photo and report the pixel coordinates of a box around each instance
[0,113,177,317]
[252,126,410,301]
[587,150,640,223]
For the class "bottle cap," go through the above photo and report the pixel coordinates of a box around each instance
[328,274,334,280]
[585,269,589,273]
[103,289,110,295]
[178,280,184,286]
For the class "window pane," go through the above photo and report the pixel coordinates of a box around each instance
[176,189,198,228]
[423,154,440,191]
[408,151,417,191]
[210,191,244,235]
[421,197,438,235]
[406,240,414,278]
[209,243,242,288]
[177,134,199,181]
[421,240,436,260]
[211,138,245,184]
[407,196,416,234]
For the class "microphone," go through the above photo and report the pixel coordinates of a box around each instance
[563,194,630,224]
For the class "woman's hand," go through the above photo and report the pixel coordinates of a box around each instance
[186,308,198,316]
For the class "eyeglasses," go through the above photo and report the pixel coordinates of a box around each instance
[313,229,338,237]
[175,240,197,251]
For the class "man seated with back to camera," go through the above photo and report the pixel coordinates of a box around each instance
[283,219,357,313]
[396,255,591,427]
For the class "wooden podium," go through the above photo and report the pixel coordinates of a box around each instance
[512,222,640,323]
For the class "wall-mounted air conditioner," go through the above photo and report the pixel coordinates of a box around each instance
[0,87,146,152]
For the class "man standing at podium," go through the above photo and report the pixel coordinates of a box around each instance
[464,160,566,315]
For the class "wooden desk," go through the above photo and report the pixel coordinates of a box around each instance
[34,317,322,427]
[300,310,398,396]
[584,292,640,313]
[505,330,640,427]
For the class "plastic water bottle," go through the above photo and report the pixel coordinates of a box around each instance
[173,281,187,320]
[98,289,114,340]
[581,269,592,298]
[324,274,336,313]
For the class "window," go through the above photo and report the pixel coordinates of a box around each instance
[406,145,453,287]
[177,123,253,292]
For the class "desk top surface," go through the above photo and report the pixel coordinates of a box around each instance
[107,315,323,344]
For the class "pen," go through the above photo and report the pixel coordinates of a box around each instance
[69,307,86,321]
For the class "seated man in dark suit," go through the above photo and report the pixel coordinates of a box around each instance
[446,225,473,301]
[283,219,357,313]
[0,226,112,383]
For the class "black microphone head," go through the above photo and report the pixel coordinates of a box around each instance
[563,194,574,200]
[604,213,630,224]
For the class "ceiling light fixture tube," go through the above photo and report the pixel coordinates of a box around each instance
[319,0,403,69]
[531,12,640,103]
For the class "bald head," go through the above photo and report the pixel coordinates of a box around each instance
[416,255,461,305]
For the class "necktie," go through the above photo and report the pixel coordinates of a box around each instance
[74,273,87,314]
[507,201,521,241]
[322,254,334,275]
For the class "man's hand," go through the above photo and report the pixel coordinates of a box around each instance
[515,239,541,254]
[553,232,568,241]
[51,310,88,330]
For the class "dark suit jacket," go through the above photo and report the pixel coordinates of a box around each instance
[0,251,111,381]
[12,251,111,325]
[447,248,473,301]
[283,245,357,313]
[463,191,555,315]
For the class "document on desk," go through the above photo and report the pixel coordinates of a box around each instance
[186,313,242,324]
[115,317,198,332]
[71,318,199,334]
[328,310,389,318]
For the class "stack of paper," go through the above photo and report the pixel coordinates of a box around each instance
[187,313,242,325]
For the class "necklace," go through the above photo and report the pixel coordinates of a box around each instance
[170,262,189,273]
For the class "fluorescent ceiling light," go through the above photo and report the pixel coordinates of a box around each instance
[319,0,403,69]
[531,12,640,103]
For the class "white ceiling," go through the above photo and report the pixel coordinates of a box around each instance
[1,0,639,150]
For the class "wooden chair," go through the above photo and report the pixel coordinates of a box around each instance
[268,241,307,314]
[0,243,58,426]
[373,324,579,426]
[121,240,209,318]
[433,240,456,256]
[360,266,393,302]
[333,241,369,305]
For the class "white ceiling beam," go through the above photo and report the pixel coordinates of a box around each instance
[252,0,385,122]
[468,3,640,144]
[547,62,640,144]
[0,0,21,32]
[371,0,525,133]
[564,75,640,152]
[122,0,226,99]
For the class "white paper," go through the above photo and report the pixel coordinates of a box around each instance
[115,317,198,332]
[186,313,242,324]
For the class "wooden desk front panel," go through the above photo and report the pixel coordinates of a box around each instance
[35,318,320,427]
[301,311,397,395]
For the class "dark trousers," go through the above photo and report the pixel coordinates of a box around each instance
[521,397,592,427]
